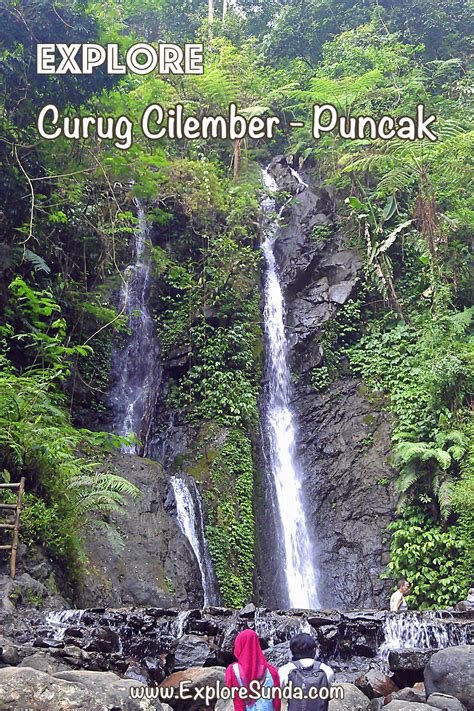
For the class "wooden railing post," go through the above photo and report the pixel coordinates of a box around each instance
[10,478,25,578]
[0,478,26,578]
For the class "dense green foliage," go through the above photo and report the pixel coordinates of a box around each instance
[0,275,139,566]
[206,429,255,607]
[0,0,472,607]
[383,507,468,609]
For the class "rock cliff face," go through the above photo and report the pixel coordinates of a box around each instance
[257,156,397,609]
[76,453,203,609]
[66,156,397,612]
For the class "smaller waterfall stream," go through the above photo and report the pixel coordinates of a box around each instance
[260,168,320,609]
[379,611,469,660]
[45,610,86,641]
[170,476,218,606]
[109,201,161,453]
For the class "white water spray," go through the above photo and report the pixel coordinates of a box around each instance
[45,609,86,641]
[260,168,320,609]
[170,476,218,606]
[379,611,469,660]
[289,167,308,188]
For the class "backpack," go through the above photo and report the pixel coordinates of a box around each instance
[287,660,330,711]
[233,663,275,711]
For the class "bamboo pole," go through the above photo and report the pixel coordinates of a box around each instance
[9,478,25,578]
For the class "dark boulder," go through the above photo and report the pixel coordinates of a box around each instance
[424,645,474,711]
[173,634,217,670]
[0,640,19,666]
[144,656,167,684]
[308,611,342,627]
[33,638,65,649]
[355,668,399,698]
[18,651,71,674]
[389,648,438,686]
[84,627,120,654]
[159,666,226,711]
[389,648,438,672]
[263,640,291,667]
[388,686,426,703]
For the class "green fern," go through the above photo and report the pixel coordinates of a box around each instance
[393,430,467,518]
[67,472,139,519]
[23,249,51,275]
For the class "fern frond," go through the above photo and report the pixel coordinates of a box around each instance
[395,467,420,494]
[437,479,454,521]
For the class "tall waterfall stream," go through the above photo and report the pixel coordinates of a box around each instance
[108,199,219,604]
[260,167,320,609]
[109,200,161,453]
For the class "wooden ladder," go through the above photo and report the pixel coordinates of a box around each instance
[0,478,26,578]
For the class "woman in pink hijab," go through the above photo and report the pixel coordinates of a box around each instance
[225,629,281,711]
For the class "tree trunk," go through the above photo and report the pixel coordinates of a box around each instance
[223,0,228,19]
[233,139,242,181]
[208,0,214,24]
[380,258,405,320]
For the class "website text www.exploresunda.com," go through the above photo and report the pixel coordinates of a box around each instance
[129,680,345,704]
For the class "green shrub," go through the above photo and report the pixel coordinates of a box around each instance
[383,507,469,609]
[19,494,80,562]
[205,429,255,607]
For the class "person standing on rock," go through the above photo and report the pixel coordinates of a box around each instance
[390,579,410,612]
[455,587,474,611]
[278,632,333,711]
[225,628,281,711]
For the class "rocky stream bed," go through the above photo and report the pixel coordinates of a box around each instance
[0,601,473,710]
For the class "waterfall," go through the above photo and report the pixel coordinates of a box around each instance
[109,200,161,453]
[170,475,218,606]
[45,609,86,641]
[379,611,469,660]
[171,609,193,638]
[289,166,308,188]
[260,168,320,609]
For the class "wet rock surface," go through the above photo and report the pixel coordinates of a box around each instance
[76,452,204,610]
[0,605,472,710]
[2,606,473,680]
